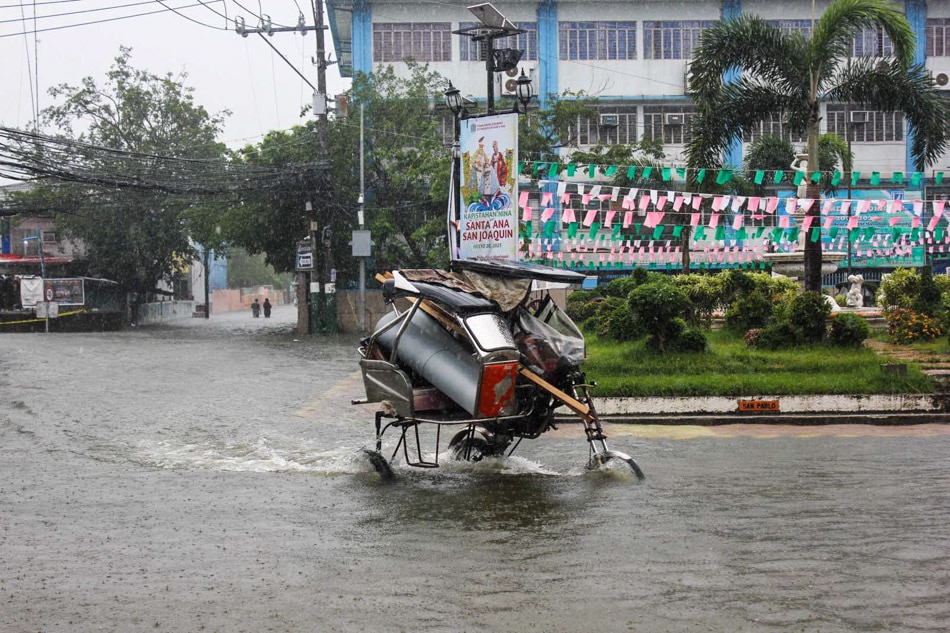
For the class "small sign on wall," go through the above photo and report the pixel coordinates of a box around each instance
[738,399,780,412]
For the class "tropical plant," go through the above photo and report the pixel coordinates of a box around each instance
[687,0,949,292]
[744,133,853,195]
[829,312,870,347]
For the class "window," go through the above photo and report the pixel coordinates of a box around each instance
[643,21,714,60]
[642,106,697,144]
[41,230,58,243]
[573,108,639,146]
[851,28,894,57]
[559,21,637,61]
[765,20,812,38]
[742,113,807,144]
[373,23,452,63]
[927,18,950,57]
[826,105,904,142]
[459,22,538,61]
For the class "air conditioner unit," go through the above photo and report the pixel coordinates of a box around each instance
[935,71,950,89]
[849,110,868,124]
[600,114,620,127]
[499,62,536,96]
[665,113,685,126]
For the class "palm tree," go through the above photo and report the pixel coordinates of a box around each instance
[686,0,949,291]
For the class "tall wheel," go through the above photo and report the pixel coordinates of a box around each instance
[588,450,645,481]
[448,427,506,462]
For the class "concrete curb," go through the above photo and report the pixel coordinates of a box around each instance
[587,394,950,425]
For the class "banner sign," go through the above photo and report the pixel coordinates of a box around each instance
[459,113,518,261]
[44,278,85,306]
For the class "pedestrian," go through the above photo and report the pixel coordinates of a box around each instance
[251,299,260,318]
[263,298,272,318]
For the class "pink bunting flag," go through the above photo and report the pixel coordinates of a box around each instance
[847,215,859,230]
[732,214,743,230]
[779,215,791,229]
[690,213,700,227]
[709,213,720,228]
[623,211,633,228]
[801,215,815,231]
[519,191,530,209]
[561,193,572,205]
[712,196,725,211]
[888,216,902,226]
[522,207,533,221]
[673,196,684,212]
[639,195,651,210]
[692,196,702,210]
[541,192,553,206]
[541,207,555,223]
[583,210,597,227]
[935,200,947,217]
[891,200,903,213]
[582,194,591,205]
[766,197,779,213]
[562,208,576,224]
[823,215,835,230]
[604,211,616,227]
[748,197,760,212]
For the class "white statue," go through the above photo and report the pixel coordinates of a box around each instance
[846,274,864,308]
[791,153,809,199]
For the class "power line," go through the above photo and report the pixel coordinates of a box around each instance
[0,1,219,38]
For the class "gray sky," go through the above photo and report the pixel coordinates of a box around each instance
[0,0,350,149]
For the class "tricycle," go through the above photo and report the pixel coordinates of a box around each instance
[354,258,644,481]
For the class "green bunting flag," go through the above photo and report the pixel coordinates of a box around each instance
[567,163,577,177]
[793,171,804,186]
[810,227,821,242]
[662,167,672,181]
[754,170,765,185]
[810,171,821,184]
[588,164,596,178]
[870,172,881,185]
[627,166,636,180]
[697,168,706,184]
[891,172,903,185]
[605,165,618,177]
[548,162,560,179]
[773,170,785,184]
[851,171,861,185]
[831,171,841,186]
[716,169,733,185]
[642,166,653,179]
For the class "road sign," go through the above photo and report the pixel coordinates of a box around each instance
[296,252,313,271]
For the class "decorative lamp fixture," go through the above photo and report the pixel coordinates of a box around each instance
[444,82,464,116]
[515,69,534,111]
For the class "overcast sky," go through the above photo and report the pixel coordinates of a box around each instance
[0,0,350,149]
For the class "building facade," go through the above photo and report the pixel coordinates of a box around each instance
[327,0,950,174]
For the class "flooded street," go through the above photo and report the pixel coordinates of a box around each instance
[2,305,949,632]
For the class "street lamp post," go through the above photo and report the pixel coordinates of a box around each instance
[445,4,535,260]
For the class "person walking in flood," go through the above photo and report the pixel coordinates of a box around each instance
[262,298,272,318]
[251,299,260,318]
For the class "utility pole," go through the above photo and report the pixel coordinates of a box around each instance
[235,5,332,335]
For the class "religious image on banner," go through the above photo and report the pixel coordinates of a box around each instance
[458,113,518,261]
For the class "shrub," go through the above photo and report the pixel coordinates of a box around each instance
[744,328,761,347]
[603,276,639,299]
[884,307,945,344]
[671,328,708,353]
[755,321,804,350]
[788,291,832,343]
[627,281,692,353]
[829,313,870,348]
[602,300,642,342]
[725,288,772,331]
[566,293,602,324]
[672,273,726,328]
[914,266,943,317]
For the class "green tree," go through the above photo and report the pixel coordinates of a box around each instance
[235,64,451,279]
[38,47,228,308]
[687,0,949,292]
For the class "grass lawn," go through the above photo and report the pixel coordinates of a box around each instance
[583,329,937,397]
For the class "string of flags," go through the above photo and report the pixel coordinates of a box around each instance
[514,180,949,269]
[517,161,948,188]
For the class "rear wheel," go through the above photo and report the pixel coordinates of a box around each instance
[448,427,507,462]
[362,449,394,481]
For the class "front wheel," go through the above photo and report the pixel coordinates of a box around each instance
[588,450,645,481]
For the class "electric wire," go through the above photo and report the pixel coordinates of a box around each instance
[0,1,213,37]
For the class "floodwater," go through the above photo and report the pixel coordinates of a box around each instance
[2,305,949,633]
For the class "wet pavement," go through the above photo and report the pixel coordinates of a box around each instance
[2,304,949,632]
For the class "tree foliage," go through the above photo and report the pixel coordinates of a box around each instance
[35,47,229,302]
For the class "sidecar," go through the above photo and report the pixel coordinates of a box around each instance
[354,259,643,480]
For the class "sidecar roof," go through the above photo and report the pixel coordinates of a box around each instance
[450,259,587,284]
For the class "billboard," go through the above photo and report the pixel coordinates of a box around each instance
[458,113,519,261]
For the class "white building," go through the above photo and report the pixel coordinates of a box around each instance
[327,0,950,174]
